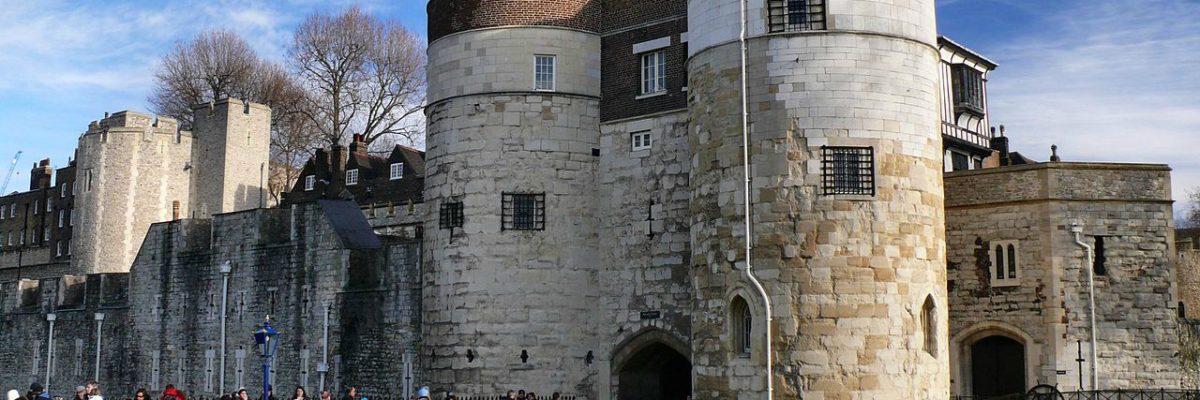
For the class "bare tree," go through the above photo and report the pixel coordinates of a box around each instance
[289,7,426,146]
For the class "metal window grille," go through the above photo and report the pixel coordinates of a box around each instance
[821,146,874,196]
[768,0,826,32]
[439,201,463,229]
[502,193,545,231]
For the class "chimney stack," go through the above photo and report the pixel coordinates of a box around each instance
[330,144,348,197]
[29,159,53,190]
[989,125,1012,167]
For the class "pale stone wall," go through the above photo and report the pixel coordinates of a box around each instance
[687,7,945,398]
[1180,251,1200,320]
[72,112,193,274]
[945,163,1181,393]
[594,111,692,398]
[190,99,272,217]
[427,27,601,101]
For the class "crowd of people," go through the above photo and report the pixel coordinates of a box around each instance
[4,382,565,400]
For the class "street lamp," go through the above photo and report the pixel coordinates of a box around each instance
[253,318,280,400]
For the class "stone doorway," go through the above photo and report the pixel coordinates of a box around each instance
[617,342,691,400]
[971,335,1026,397]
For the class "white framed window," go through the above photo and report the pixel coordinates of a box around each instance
[989,240,1020,287]
[43,227,49,242]
[61,183,67,198]
[389,163,404,180]
[304,175,315,191]
[1,206,5,220]
[346,169,359,186]
[534,55,555,91]
[19,229,24,245]
[641,50,667,95]
[33,200,38,215]
[56,241,62,257]
[58,210,64,228]
[631,131,652,151]
[9,204,14,218]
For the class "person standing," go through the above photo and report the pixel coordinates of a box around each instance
[290,387,305,400]
[341,387,355,400]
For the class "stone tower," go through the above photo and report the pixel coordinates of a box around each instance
[72,112,192,274]
[190,98,271,218]
[686,0,946,399]
[422,0,603,395]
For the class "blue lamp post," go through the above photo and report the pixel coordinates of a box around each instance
[253,318,280,400]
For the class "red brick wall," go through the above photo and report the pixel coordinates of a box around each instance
[428,0,602,41]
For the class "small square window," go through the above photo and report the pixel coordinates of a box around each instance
[534,55,556,91]
[631,131,652,151]
[346,169,359,186]
[439,201,464,229]
[390,163,404,180]
[641,51,667,95]
[502,193,545,231]
[821,146,875,196]
[304,175,315,191]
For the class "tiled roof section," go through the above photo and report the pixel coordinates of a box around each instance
[282,143,426,207]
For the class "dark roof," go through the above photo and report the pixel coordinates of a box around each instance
[1008,152,1037,165]
[318,200,381,249]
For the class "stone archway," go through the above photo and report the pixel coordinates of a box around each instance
[617,342,691,400]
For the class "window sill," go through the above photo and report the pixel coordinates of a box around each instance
[821,194,875,201]
[990,279,1020,288]
[636,91,667,100]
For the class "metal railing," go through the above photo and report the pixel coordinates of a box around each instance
[955,389,1200,400]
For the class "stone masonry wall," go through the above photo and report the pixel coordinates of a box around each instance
[190,99,272,218]
[945,163,1181,393]
[595,111,692,399]
[687,10,946,400]
[72,112,193,275]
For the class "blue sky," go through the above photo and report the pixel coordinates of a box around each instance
[1,0,1198,209]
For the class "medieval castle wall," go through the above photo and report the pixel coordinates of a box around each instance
[945,163,1180,393]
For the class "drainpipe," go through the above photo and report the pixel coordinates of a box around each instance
[738,1,774,399]
[94,313,104,382]
[219,261,232,394]
[1070,224,1099,390]
[46,313,56,392]
[318,302,330,393]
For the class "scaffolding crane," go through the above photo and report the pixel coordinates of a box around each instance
[1,151,22,194]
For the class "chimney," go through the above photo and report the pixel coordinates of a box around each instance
[330,144,348,197]
[29,159,53,190]
[349,134,368,158]
[989,125,1011,167]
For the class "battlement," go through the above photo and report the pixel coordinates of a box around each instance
[190,97,271,115]
[86,110,179,134]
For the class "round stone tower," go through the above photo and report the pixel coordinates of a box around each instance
[422,0,603,395]
[686,1,947,399]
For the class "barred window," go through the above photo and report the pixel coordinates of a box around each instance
[952,64,985,115]
[439,201,464,229]
[502,193,545,231]
[768,0,826,32]
[821,146,875,196]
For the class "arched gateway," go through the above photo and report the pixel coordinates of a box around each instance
[612,329,692,400]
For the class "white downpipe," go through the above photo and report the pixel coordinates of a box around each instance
[738,1,774,399]
[219,261,232,394]
[319,303,330,393]
[46,313,57,392]
[94,313,105,382]
[1071,225,1099,390]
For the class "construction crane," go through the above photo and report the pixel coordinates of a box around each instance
[1,151,22,194]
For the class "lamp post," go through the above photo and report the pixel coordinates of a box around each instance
[94,313,104,382]
[219,261,232,394]
[253,318,280,400]
[46,313,56,393]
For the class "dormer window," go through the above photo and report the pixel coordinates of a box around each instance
[346,169,359,186]
[390,163,404,180]
[952,64,985,116]
[304,175,315,191]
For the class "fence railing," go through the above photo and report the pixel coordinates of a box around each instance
[955,389,1200,400]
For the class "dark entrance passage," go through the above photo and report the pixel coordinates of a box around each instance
[618,342,691,400]
[971,335,1026,397]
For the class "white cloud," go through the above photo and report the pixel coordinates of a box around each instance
[984,0,1200,203]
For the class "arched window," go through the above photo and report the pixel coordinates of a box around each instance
[922,295,937,356]
[731,296,752,356]
[994,245,1005,279]
[1006,244,1016,279]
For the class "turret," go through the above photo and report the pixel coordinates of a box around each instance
[422,0,603,395]
[687,1,946,399]
[189,98,271,217]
